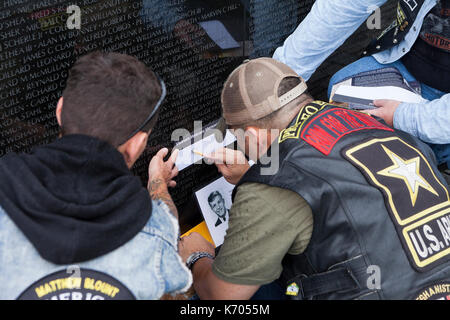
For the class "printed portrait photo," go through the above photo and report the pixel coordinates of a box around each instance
[194,177,234,246]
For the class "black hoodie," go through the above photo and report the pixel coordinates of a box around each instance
[0,134,152,265]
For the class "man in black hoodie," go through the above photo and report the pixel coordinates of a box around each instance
[0,52,192,300]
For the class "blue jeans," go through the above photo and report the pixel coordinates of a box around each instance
[328,56,450,167]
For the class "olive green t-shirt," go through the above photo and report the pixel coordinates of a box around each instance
[212,182,313,286]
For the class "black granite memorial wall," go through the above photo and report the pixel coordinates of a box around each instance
[0,0,397,231]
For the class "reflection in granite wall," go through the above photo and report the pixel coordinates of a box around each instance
[0,0,397,230]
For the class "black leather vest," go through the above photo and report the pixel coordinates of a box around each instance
[363,0,427,56]
[402,0,450,92]
[234,102,450,300]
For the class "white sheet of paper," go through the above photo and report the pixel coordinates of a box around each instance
[334,85,427,104]
[175,130,237,171]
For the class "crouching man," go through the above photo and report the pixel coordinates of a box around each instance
[0,52,191,300]
[180,58,450,300]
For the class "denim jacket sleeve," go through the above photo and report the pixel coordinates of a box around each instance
[394,94,450,144]
[272,0,388,80]
[144,200,192,295]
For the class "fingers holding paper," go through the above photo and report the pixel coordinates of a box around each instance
[206,148,250,185]
[366,99,402,127]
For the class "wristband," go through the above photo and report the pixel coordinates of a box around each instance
[186,252,214,270]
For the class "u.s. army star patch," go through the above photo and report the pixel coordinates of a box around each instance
[343,136,450,272]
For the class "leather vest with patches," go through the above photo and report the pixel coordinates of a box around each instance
[364,0,427,56]
[402,0,450,92]
[234,102,450,300]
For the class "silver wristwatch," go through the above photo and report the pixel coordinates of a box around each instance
[186,252,214,270]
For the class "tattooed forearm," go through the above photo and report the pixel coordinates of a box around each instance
[148,178,179,219]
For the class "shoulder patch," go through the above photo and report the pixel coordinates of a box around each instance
[17,268,136,300]
[343,136,450,272]
[415,282,450,300]
[301,108,393,155]
[278,101,329,143]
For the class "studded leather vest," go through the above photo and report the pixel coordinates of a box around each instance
[234,102,450,300]
[402,0,450,92]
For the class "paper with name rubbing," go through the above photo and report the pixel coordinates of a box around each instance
[175,130,237,171]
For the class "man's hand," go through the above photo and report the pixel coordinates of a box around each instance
[179,232,260,300]
[179,232,216,263]
[207,148,250,185]
[148,148,179,218]
[366,99,402,127]
[148,148,179,188]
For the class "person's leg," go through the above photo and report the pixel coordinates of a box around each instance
[327,56,419,99]
[328,56,385,99]
[432,145,450,169]
[419,82,446,101]
[328,57,449,167]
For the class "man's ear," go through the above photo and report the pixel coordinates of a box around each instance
[244,126,260,161]
[245,126,259,144]
[245,125,274,160]
[118,132,149,169]
[56,97,63,127]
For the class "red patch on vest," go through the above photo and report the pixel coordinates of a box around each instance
[300,108,394,155]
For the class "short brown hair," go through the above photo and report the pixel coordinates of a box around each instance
[61,51,162,147]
